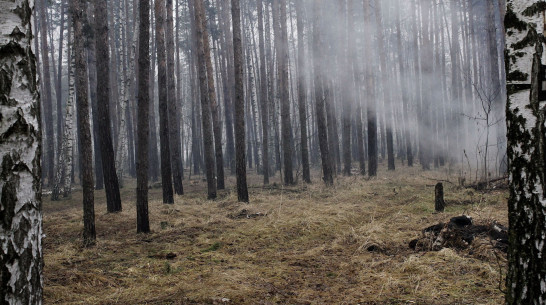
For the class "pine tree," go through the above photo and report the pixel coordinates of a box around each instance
[232,0,250,202]
[72,0,96,246]
[136,0,151,233]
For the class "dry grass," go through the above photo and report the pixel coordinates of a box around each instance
[43,164,508,304]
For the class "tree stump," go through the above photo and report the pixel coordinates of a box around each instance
[435,183,445,212]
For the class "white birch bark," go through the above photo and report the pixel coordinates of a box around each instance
[0,0,43,303]
[505,1,546,304]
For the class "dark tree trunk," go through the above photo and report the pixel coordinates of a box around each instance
[72,0,96,246]
[136,0,151,233]
[312,0,333,185]
[94,0,122,212]
[193,0,217,199]
[219,0,236,175]
[154,0,175,203]
[149,11,160,182]
[39,0,55,187]
[0,0,43,301]
[166,0,184,195]
[86,4,103,191]
[340,0,352,176]
[197,0,225,190]
[296,0,311,183]
[257,0,270,185]
[232,0,250,202]
[364,0,377,177]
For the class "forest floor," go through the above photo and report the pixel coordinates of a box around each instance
[42,164,508,305]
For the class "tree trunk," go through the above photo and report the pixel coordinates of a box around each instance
[274,0,294,185]
[232,0,250,202]
[86,3,104,190]
[193,0,217,199]
[296,0,311,183]
[39,0,55,187]
[312,0,334,185]
[94,0,122,212]
[348,0,365,175]
[257,0,270,185]
[364,0,377,176]
[0,0,43,301]
[197,0,225,190]
[72,0,96,246]
[166,0,184,195]
[136,0,151,233]
[505,2,546,304]
[154,0,175,203]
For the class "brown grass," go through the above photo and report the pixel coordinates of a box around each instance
[43,164,508,304]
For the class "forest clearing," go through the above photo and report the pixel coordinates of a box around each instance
[43,166,508,304]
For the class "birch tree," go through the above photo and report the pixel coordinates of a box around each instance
[0,0,43,302]
[505,1,546,303]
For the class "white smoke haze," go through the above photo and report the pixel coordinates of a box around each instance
[38,0,507,184]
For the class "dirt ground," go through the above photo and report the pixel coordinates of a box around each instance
[42,164,508,304]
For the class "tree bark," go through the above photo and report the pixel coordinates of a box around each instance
[136,0,151,233]
[197,0,225,190]
[0,0,43,301]
[312,0,333,185]
[364,0,377,177]
[154,0,175,203]
[296,0,311,183]
[72,0,96,246]
[94,0,122,212]
[232,0,249,202]
[257,0,270,185]
[193,0,217,199]
[166,0,184,195]
[39,0,55,187]
[505,2,546,304]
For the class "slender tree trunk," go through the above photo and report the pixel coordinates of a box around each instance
[364,0,377,176]
[348,0,365,175]
[136,0,151,233]
[295,0,311,183]
[56,0,66,158]
[232,0,249,202]
[193,0,217,199]
[72,0,96,246]
[95,0,122,212]
[375,0,395,171]
[257,0,270,184]
[0,0,43,301]
[149,10,160,182]
[396,0,413,167]
[313,0,334,185]
[39,0,55,187]
[197,0,225,190]
[155,0,175,203]
[166,0,184,195]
